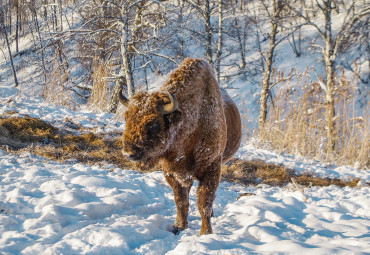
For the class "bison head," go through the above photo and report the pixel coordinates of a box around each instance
[118,88,179,164]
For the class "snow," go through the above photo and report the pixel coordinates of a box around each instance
[0,92,124,134]
[0,149,369,254]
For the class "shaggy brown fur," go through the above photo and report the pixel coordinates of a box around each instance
[120,58,242,235]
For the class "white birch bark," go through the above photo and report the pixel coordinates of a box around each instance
[215,0,223,83]
[0,9,19,87]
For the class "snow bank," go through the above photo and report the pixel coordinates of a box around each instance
[1,150,369,254]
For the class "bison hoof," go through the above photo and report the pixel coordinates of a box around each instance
[200,227,213,235]
[171,226,185,235]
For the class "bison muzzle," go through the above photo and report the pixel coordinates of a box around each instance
[118,58,242,235]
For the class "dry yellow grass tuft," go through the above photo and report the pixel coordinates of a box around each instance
[0,116,136,169]
[222,158,360,187]
[0,116,59,145]
[257,69,369,168]
[88,58,111,111]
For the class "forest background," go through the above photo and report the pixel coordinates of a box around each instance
[0,0,369,168]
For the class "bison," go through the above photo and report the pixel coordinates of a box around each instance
[118,58,241,235]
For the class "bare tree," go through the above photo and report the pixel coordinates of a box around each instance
[257,0,286,128]
[214,0,223,82]
[231,1,247,72]
[289,0,370,151]
[74,0,168,112]
[14,0,20,53]
[225,0,260,80]
[0,4,19,87]
[184,0,217,64]
[28,0,48,84]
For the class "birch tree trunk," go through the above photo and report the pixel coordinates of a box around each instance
[15,1,19,53]
[7,0,11,35]
[0,12,19,87]
[258,21,277,128]
[109,5,135,113]
[215,0,223,83]
[233,13,246,71]
[58,0,63,31]
[323,1,336,151]
[205,0,212,64]
[120,27,135,98]
[179,0,185,58]
[29,3,47,84]
[109,41,134,113]
[258,0,280,128]
[184,0,214,64]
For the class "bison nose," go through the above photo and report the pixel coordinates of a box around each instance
[128,147,143,161]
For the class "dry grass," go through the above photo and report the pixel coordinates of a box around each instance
[257,69,369,169]
[1,116,364,187]
[222,158,361,187]
[0,116,147,171]
[88,58,111,111]
[42,47,72,107]
[0,116,59,143]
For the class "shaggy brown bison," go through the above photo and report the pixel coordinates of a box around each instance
[118,58,241,235]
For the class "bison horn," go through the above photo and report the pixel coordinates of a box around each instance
[117,88,130,107]
[159,92,178,114]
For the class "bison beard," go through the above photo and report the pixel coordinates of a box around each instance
[119,58,242,235]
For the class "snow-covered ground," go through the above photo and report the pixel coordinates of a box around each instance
[1,82,370,254]
[1,149,369,254]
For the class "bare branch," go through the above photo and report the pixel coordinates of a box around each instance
[131,45,178,65]
[287,4,326,37]
[334,7,370,57]
[312,67,328,93]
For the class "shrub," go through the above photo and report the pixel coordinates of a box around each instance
[257,68,369,168]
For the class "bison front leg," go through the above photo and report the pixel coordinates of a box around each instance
[164,173,193,235]
[197,160,221,235]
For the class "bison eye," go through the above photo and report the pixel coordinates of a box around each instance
[146,121,161,135]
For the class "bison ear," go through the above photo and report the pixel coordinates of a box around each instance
[117,88,130,107]
[158,92,178,115]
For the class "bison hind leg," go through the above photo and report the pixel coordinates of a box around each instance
[196,159,222,235]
